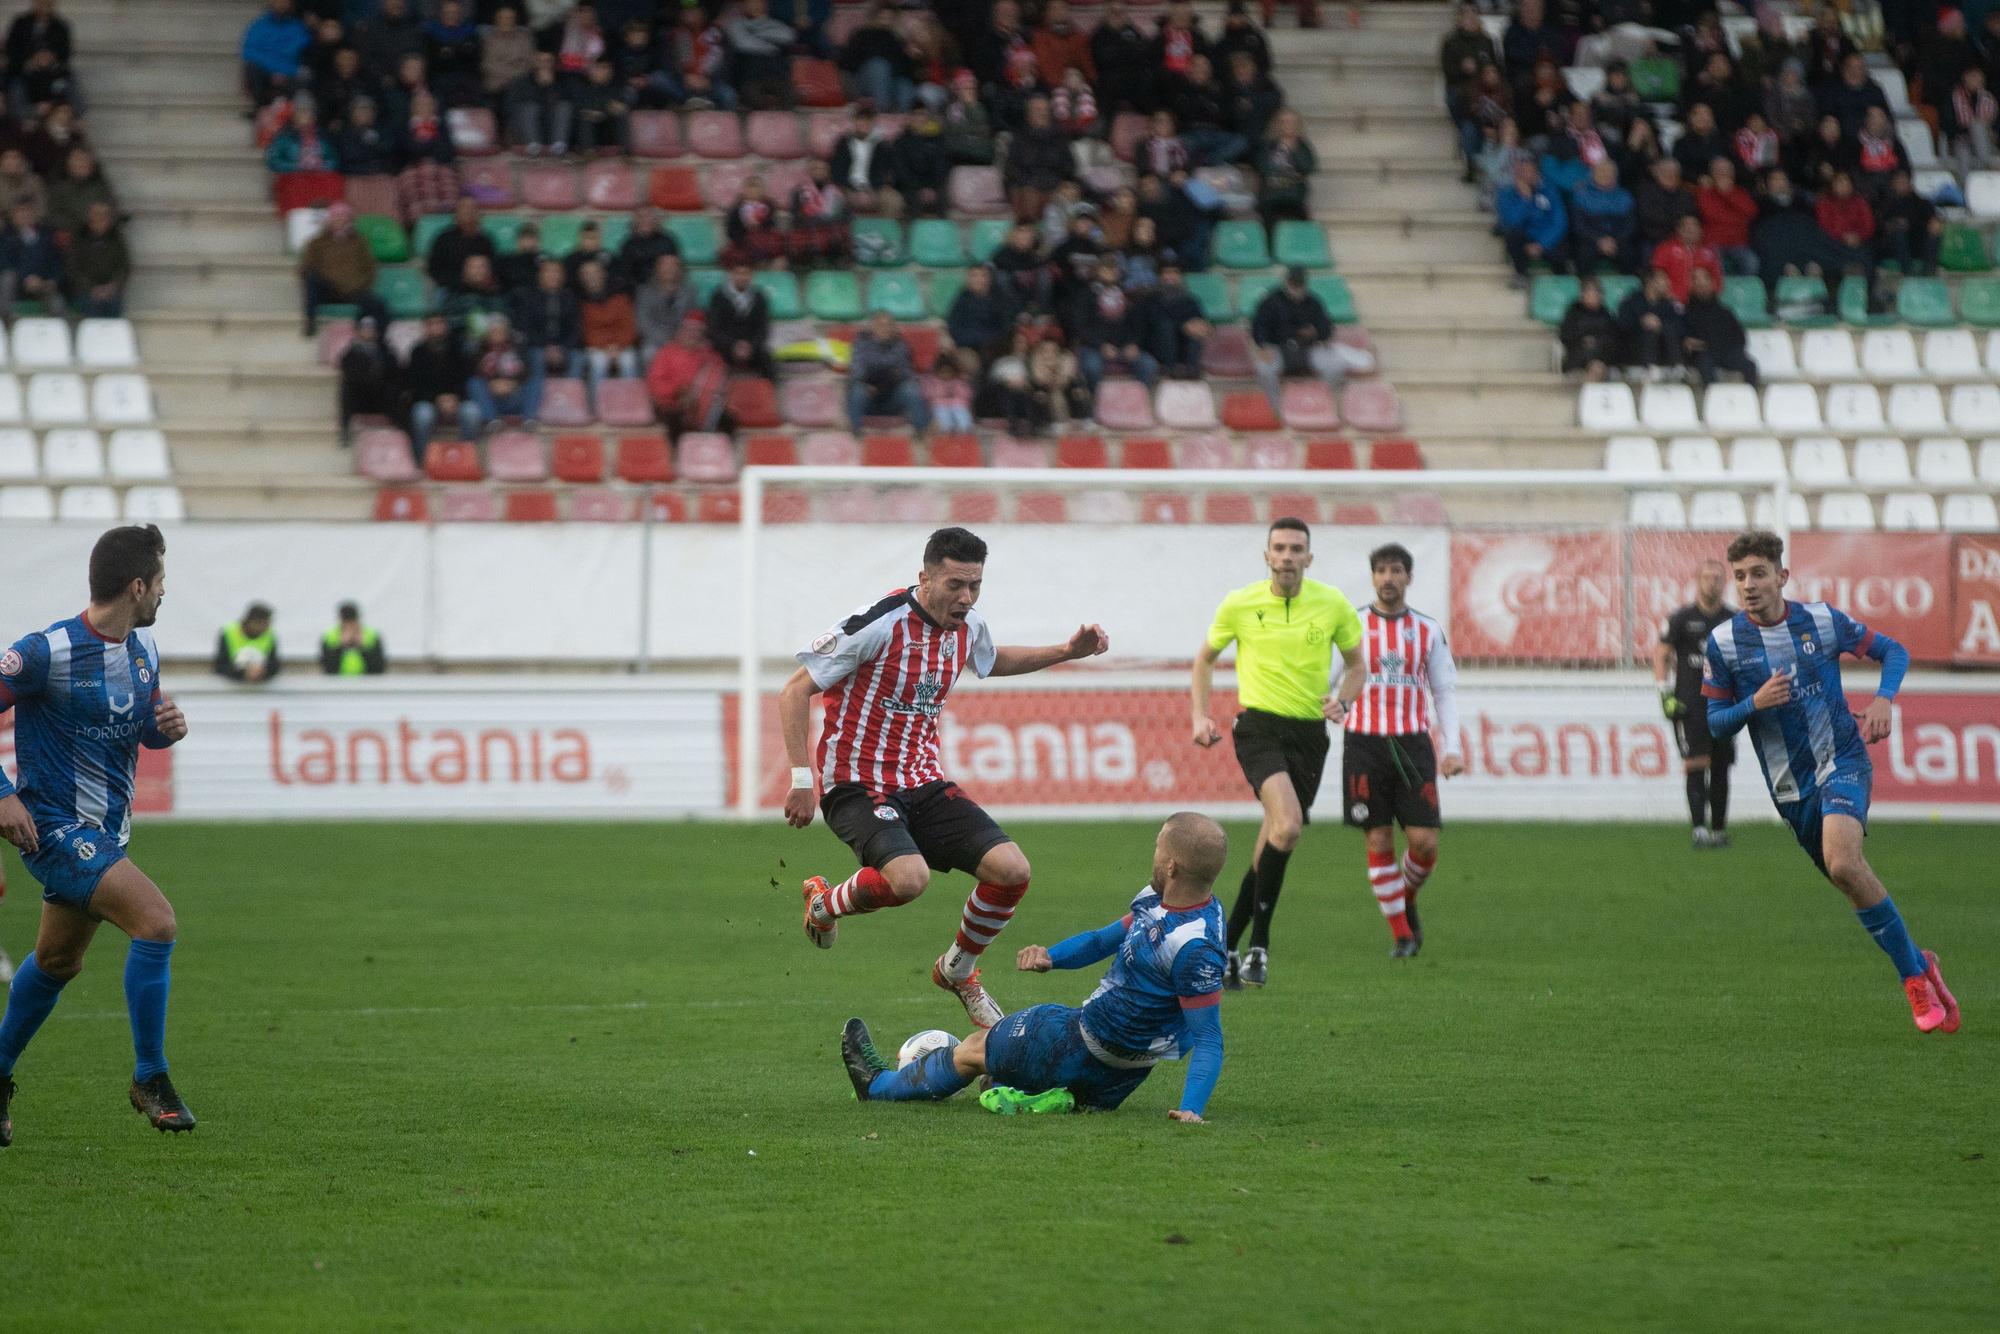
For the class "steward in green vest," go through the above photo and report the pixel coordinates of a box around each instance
[214,602,278,682]
[320,601,386,675]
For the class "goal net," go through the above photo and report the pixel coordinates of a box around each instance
[730,465,1791,822]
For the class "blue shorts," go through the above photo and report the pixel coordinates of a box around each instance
[21,821,126,911]
[983,1003,1152,1111]
[1780,769,1871,877]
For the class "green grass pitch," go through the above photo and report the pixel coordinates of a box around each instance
[2,818,1994,1331]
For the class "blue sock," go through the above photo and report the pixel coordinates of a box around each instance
[0,954,69,1077]
[866,1045,973,1102]
[124,939,174,1081]
[1856,898,1925,981]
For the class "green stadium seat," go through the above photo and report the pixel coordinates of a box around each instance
[909,219,966,267]
[311,302,360,321]
[689,267,726,304]
[866,271,924,319]
[537,215,583,257]
[926,269,965,318]
[1722,275,1772,328]
[355,213,408,262]
[1308,274,1357,324]
[1940,223,1991,273]
[1839,274,1894,327]
[1895,276,1955,326]
[1237,272,1280,319]
[968,218,1011,264]
[806,270,862,320]
[373,267,429,319]
[1273,221,1332,269]
[598,215,631,252]
[411,213,455,258]
[1185,271,1233,322]
[1775,275,1833,327]
[1629,57,1680,100]
[851,218,906,267]
[1214,220,1271,269]
[753,270,804,320]
[1959,277,2000,326]
[1597,274,1641,311]
[479,214,524,252]
[1530,274,1580,325]
[664,216,720,267]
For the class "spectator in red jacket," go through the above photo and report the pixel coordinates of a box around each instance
[1031,0,1094,86]
[1815,169,1875,252]
[1694,157,1760,275]
[1650,215,1722,304]
[645,310,728,439]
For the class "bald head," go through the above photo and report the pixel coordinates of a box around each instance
[1153,812,1229,900]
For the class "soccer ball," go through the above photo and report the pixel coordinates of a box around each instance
[233,645,268,675]
[897,1029,957,1069]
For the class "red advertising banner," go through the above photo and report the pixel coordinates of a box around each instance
[1790,532,1954,662]
[1448,531,1625,663]
[1952,534,2000,666]
[1866,689,2000,808]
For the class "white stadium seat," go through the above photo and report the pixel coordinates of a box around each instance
[75,318,139,368]
[1913,168,1960,202]
[1898,118,1939,168]
[1852,438,1913,485]
[1860,329,1920,379]
[0,483,53,520]
[1949,384,2000,433]
[121,485,186,522]
[1800,329,1858,378]
[1688,490,1749,529]
[1882,493,1942,531]
[0,323,12,367]
[1979,440,2000,484]
[10,317,70,369]
[1877,67,1913,114]
[1563,66,1605,101]
[1825,383,1885,433]
[1887,383,1947,434]
[1791,437,1850,484]
[1817,492,1877,530]
[1914,438,1975,486]
[1702,383,1762,432]
[285,207,327,254]
[1728,437,1786,478]
[1984,332,2000,376]
[0,373,22,424]
[91,374,154,426]
[1666,436,1725,477]
[1943,493,2000,531]
[26,372,87,426]
[0,427,34,480]
[1639,382,1700,432]
[1921,330,1982,380]
[1579,383,1638,431]
[1753,490,1812,531]
[40,428,104,481]
[1602,436,1662,476]
[1967,169,2000,218]
[55,484,117,522]
[107,429,171,481]
[1764,383,1823,431]
[1746,329,1798,379]
[1628,490,1687,528]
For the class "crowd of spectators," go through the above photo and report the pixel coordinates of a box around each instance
[0,1,127,319]
[276,0,1336,444]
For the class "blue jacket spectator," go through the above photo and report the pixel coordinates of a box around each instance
[1537,145,1588,199]
[242,0,311,105]
[945,265,1016,362]
[1496,159,1568,281]
[1,200,65,317]
[1569,159,1636,274]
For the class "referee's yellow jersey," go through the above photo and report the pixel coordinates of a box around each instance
[1206,579,1365,721]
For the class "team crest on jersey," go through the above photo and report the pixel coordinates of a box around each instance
[1801,638,1818,656]
[1380,651,1405,673]
[883,672,945,718]
[811,632,838,656]
[0,649,19,676]
[1306,624,1324,644]
[76,840,96,860]
[941,636,954,659]
[873,806,901,822]
[1350,802,1370,822]
[137,662,152,684]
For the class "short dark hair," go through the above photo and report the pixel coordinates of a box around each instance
[924,526,988,567]
[1726,530,1785,565]
[1268,517,1311,545]
[88,524,165,602]
[1370,542,1414,574]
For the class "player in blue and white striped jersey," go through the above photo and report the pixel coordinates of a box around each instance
[841,813,1228,1121]
[0,524,194,1146]
[1703,531,1961,1036]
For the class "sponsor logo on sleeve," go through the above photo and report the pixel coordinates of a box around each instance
[811,632,838,656]
[0,649,21,677]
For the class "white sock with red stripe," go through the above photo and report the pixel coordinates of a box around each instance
[1368,850,1411,940]
[940,880,1027,981]
[826,867,899,919]
[1401,849,1435,904]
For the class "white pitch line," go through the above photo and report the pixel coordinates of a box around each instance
[47,994,945,1023]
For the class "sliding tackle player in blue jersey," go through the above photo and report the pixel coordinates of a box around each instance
[1704,531,1960,1035]
[840,812,1228,1121]
[0,524,193,1146]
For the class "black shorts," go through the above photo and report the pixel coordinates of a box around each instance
[820,779,1014,877]
[1232,708,1331,821]
[1341,732,1441,830]
[1673,702,1736,764]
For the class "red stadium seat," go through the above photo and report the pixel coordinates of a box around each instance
[460,158,517,208]
[748,111,807,159]
[1119,437,1173,469]
[1267,493,1323,524]
[791,57,846,108]
[1015,493,1068,522]
[696,490,742,523]
[702,161,759,212]
[569,487,633,521]
[551,433,606,482]
[486,430,547,482]
[863,434,915,467]
[583,160,638,210]
[1280,382,1341,431]
[271,170,344,215]
[343,173,400,221]
[1220,391,1282,432]
[1177,433,1236,470]
[1202,493,1258,524]
[436,487,500,521]
[504,489,560,522]
[648,166,704,212]
[424,439,483,482]
[646,489,688,522]
[903,327,941,373]
[742,434,798,467]
[446,107,499,156]
[762,160,811,204]
[1245,436,1299,470]
[725,378,782,429]
[1393,492,1448,524]
[1305,438,1358,470]
[928,434,983,467]
[354,427,417,482]
[1056,434,1108,468]
[808,112,849,159]
[538,377,595,427]
[629,111,685,159]
[616,433,676,483]
[1331,503,1383,525]
[521,163,580,210]
[1201,327,1255,378]
[677,432,738,482]
[373,486,429,521]
[595,378,655,427]
[780,377,842,428]
[1341,382,1404,433]
[1369,438,1426,470]
[688,111,745,159]
[1140,493,1192,523]
[818,486,876,523]
[1109,112,1148,163]
[800,431,861,466]
[1095,379,1154,431]
[991,437,1049,468]
[763,487,812,523]
[949,491,1001,523]
[881,487,947,523]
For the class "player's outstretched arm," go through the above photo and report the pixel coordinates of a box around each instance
[989,624,1110,678]
[1174,1002,1224,1122]
[1039,915,1129,970]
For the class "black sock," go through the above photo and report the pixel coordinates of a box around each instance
[1225,866,1257,952]
[1709,764,1729,832]
[1686,770,1706,830]
[1249,845,1293,951]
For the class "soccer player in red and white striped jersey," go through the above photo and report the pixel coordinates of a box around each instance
[778,527,1110,1030]
[1339,543,1464,958]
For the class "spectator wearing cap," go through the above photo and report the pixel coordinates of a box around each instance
[242,0,311,107]
[297,203,386,335]
[1004,92,1076,224]
[646,311,729,439]
[829,104,897,216]
[216,603,280,683]
[1039,179,1092,251]
[840,4,917,114]
[991,220,1054,315]
[337,315,400,442]
[1249,265,1352,407]
[321,603,386,676]
[708,262,776,380]
[1495,158,1568,286]
[940,70,995,165]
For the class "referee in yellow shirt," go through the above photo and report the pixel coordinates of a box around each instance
[1191,517,1366,989]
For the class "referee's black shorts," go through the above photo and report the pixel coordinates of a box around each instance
[1231,708,1331,821]
[1672,697,1736,765]
[1341,732,1442,830]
